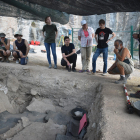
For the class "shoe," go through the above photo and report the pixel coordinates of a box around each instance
[115,76,126,84]
[68,65,71,72]
[88,71,96,75]
[125,74,130,80]
[79,70,86,73]
[72,68,76,72]
[16,59,19,64]
[102,73,107,76]
[49,64,52,69]
[1,58,5,62]
[6,58,10,63]
[54,65,57,69]
[86,69,90,72]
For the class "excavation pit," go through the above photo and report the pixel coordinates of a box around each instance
[0,64,104,140]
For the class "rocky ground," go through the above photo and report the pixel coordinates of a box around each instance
[0,46,140,140]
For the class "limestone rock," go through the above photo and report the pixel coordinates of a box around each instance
[21,117,31,128]
[30,89,38,96]
[26,98,56,113]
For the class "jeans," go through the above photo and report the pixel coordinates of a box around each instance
[44,43,57,65]
[61,53,77,68]
[92,47,108,73]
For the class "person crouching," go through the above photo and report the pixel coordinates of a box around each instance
[108,39,134,84]
[61,36,77,72]
[13,31,30,64]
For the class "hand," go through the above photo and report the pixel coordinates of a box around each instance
[63,54,67,58]
[114,48,118,54]
[106,40,110,44]
[67,62,70,66]
[21,55,26,58]
[1,39,4,44]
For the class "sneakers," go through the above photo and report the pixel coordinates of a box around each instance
[88,71,96,75]
[6,58,10,63]
[16,59,19,64]
[102,73,107,76]
[125,74,130,80]
[1,57,5,62]
[49,64,52,69]
[115,76,126,84]
[79,70,86,73]
[54,65,57,69]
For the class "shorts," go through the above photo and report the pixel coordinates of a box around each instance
[111,61,133,74]
[13,51,25,58]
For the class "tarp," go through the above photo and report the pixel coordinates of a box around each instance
[0,0,140,24]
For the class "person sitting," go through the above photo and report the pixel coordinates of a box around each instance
[61,36,77,72]
[13,31,30,64]
[108,39,134,84]
[0,33,11,62]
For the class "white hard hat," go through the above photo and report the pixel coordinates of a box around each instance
[81,20,87,26]
[14,31,23,37]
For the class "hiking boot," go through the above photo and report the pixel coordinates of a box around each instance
[115,76,126,84]
[54,65,57,69]
[86,69,90,73]
[16,59,19,64]
[125,74,130,80]
[72,68,76,72]
[49,64,52,69]
[68,65,71,72]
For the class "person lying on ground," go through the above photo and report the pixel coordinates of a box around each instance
[108,39,134,84]
[78,20,94,73]
[13,31,30,64]
[0,33,11,63]
[92,19,116,76]
[61,36,77,72]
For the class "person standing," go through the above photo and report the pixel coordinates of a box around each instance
[0,33,11,62]
[78,20,94,72]
[92,19,116,76]
[42,16,58,69]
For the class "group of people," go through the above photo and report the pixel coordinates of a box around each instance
[0,31,30,64]
[0,16,138,84]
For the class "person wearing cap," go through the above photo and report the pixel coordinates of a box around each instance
[13,31,30,64]
[42,16,58,69]
[91,19,116,76]
[78,20,94,73]
[0,33,11,62]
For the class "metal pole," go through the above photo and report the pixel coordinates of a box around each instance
[139,25,140,65]
[131,26,133,59]
[72,28,73,43]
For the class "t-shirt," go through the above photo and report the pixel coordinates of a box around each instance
[95,27,113,48]
[61,43,75,55]
[42,24,57,43]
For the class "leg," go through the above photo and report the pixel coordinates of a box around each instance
[0,50,7,62]
[116,62,125,75]
[6,50,11,58]
[68,53,77,69]
[103,47,108,73]
[50,43,57,65]
[61,58,67,66]
[92,48,101,73]
[86,46,92,70]
[44,43,51,64]
[81,47,86,70]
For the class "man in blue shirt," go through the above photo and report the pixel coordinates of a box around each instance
[61,36,77,72]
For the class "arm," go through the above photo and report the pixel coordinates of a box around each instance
[62,53,70,66]
[13,41,20,52]
[55,31,58,39]
[78,36,81,41]
[108,61,117,72]
[106,32,116,43]
[95,34,98,44]
[42,31,45,37]
[24,40,30,57]
[114,48,128,61]
[65,49,76,58]
[92,33,95,38]
[1,39,10,50]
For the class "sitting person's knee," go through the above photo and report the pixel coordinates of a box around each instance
[12,51,17,56]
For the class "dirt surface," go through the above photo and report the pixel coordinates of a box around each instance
[0,46,140,140]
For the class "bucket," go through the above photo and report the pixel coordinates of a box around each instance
[20,57,28,65]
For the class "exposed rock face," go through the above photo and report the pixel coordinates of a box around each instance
[0,12,140,52]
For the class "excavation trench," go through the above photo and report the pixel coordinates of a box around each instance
[0,65,104,140]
